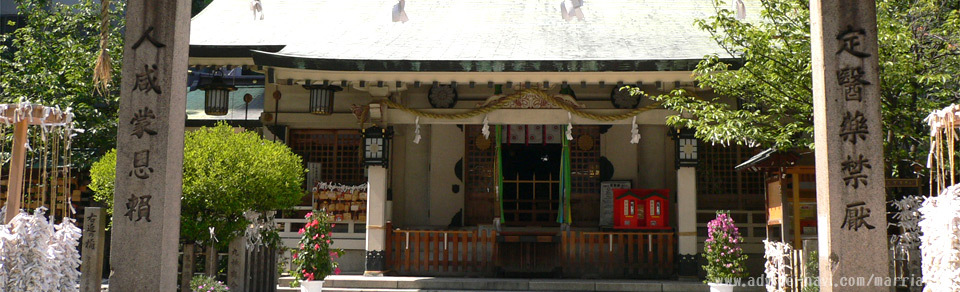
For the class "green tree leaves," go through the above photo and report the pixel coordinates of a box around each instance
[0,0,125,166]
[88,123,305,247]
[654,0,960,176]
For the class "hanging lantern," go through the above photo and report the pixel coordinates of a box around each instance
[198,71,237,116]
[363,126,393,166]
[303,84,342,115]
[675,128,698,168]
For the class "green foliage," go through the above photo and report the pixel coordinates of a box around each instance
[88,123,306,247]
[0,0,125,166]
[802,250,819,292]
[653,0,960,176]
[291,211,343,283]
[702,211,748,283]
[88,149,116,218]
[189,275,229,292]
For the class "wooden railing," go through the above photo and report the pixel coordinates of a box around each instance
[386,228,497,276]
[560,231,675,278]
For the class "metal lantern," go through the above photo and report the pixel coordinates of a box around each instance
[363,126,393,166]
[303,84,343,115]
[198,72,237,116]
[675,128,698,168]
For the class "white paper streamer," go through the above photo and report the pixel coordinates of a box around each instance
[630,116,641,144]
[313,181,368,193]
[565,112,574,141]
[481,115,490,139]
[413,116,422,144]
[918,185,960,291]
[0,207,81,291]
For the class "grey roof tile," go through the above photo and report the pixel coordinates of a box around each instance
[191,0,761,62]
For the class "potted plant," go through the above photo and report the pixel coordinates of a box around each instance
[703,211,748,292]
[292,211,344,292]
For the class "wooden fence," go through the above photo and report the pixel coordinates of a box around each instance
[560,231,675,278]
[385,228,676,278]
[386,228,497,276]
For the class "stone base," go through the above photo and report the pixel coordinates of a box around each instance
[365,250,385,273]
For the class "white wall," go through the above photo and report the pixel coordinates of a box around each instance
[427,125,465,226]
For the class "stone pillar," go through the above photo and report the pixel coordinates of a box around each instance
[80,207,106,292]
[676,167,698,255]
[206,243,218,276]
[109,0,189,289]
[227,237,247,291]
[364,165,388,275]
[810,0,890,290]
[676,167,699,278]
[181,243,196,290]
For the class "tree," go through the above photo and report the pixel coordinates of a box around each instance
[89,123,306,246]
[0,0,125,166]
[653,0,960,176]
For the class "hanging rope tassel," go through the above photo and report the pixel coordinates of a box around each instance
[92,0,112,94]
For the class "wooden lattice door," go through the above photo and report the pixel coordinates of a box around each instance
[464,125,497,226]
[569,126,601,226]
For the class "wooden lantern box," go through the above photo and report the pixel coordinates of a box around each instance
[612,189,671,230]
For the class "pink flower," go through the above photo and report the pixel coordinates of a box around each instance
[293,253,298,259]
[334,267,342,275]
[314,243,320,250]
[331,224,335,228]
[330,251,339,259]
[305,212,314,219]
[298,228,305,235]
[326,240,331,244]
[321,234,325,239]
[313,234,319,240]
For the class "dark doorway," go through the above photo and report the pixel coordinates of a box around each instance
[501,143,561,225]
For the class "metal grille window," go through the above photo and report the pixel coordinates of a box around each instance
[288,129,366,186]
[696,143,765,210]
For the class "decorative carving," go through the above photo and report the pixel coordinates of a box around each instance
[476,89,585,109]
[428,84,458,108]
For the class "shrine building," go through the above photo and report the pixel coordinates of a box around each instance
[188,0,768,278]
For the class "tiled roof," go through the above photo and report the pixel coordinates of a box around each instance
[191,0,758,68]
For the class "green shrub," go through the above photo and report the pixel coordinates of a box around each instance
[189,275,229,292]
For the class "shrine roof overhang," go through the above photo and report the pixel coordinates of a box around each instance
[735,148,803,173]
[251,50,743,73]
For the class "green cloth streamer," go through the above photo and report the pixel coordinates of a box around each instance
[557,126,573,224]
[496,125,505,221]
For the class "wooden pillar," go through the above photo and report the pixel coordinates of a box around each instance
[792,173,801,248]
[3,120,28,223]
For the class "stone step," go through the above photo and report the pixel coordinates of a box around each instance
[320,276,767,292]
[276,286,300,292]
[279,276,296,287]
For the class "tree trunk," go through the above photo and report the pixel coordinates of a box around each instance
[206,242,218,277]
[181,243,195,290]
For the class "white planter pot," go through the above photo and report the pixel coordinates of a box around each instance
[708,283,735,292]
[300,280,323,292]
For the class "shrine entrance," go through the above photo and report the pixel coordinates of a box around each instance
[500,125,563,226]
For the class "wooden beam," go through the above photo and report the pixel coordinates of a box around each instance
[4,121,28,223]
